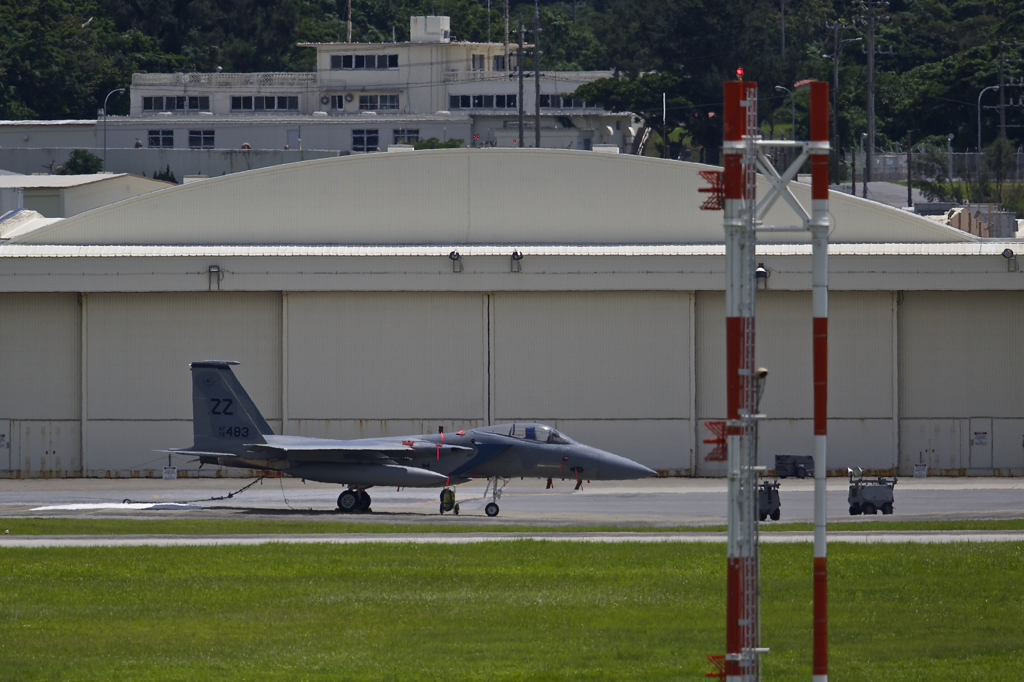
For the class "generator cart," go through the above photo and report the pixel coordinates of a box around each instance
[848,468,897,515]
[758,479,781,521]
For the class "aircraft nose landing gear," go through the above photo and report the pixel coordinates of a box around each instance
[338,489,371,513]
[482,476,506,517]
[439,488,459,515]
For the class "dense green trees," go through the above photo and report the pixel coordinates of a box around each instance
[1,0,1022,161]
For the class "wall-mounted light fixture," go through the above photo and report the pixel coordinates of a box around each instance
[510,250,524,273]
[448,250,463,273]
[755,262,770,289]
[208,265,223,291]
[1002,248,1019,272]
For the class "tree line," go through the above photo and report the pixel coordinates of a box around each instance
[2,0,1022,164]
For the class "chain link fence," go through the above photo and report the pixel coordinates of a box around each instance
[840,150,1024,183]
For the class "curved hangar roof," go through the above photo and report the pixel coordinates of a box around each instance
[8,149,972,246]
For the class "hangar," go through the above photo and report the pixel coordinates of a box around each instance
[0,148,1021,479]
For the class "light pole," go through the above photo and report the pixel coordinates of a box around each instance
[977,84,999,151]
[102,88,125,171]
[775,85,795,139]
[947,133,954,183]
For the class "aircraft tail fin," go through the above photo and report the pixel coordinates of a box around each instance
[189,361,272,453]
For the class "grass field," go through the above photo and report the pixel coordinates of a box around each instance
[2,517,1024,535]
[1,541,1022,681]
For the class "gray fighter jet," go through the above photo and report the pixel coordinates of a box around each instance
[169,360,656,516]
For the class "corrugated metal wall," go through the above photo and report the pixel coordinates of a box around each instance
[1,288,1020,477]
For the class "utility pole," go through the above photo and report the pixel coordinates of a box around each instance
[347,0,352,43]
[518,17,524,147]
[534,1,541,148]
[780,0,785,57]
[824,21,860,181]
[997,40,1024,140]
[856,1,891,190]
[999,40,1006,139]
[504,0,509,70]
[906,130,913,208]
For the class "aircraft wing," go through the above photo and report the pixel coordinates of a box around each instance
[245,436,474,463]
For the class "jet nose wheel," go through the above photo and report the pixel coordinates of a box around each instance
[484,502,500,517]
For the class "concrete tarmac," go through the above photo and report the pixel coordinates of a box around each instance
[1,475,1023,527]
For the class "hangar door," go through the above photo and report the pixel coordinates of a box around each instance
[491,291,691,473]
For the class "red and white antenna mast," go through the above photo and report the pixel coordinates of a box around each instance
[713,77,831,682]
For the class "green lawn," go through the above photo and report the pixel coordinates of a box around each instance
[1,542,1021,681]
[2,517,1024,535]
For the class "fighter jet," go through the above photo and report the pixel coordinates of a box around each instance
[169,360,657,516]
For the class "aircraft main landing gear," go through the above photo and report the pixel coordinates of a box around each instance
[485,502,499,517]
[439,488,459,515]
[338,489,371,513]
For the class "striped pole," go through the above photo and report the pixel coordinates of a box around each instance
[722,78,757,682]
[808,79,830,682]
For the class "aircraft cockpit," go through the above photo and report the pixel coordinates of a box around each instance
[475,422,575,444]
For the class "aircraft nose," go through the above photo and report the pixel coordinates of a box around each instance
[577,445,657,480]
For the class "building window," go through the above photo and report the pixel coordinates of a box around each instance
[472,54,485,71]
[233,95,297,111]
[340,54,398,70]
[450,94,516,109]
[147,130,173,148]
[493,55,506,71]
[540,95,592,109]
[253,96,299,111]
[188,130,214,149]
[330,95,345,110]
[143,96,195,112]
[353,129,379,152]
[359,94,399,111]
[393,129,419,144]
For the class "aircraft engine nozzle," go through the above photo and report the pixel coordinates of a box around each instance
[286,462,449,488]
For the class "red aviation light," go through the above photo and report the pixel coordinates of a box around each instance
[735,67,744,80]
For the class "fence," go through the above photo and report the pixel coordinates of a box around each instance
[840,150,1024,183]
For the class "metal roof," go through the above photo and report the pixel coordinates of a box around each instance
[0,174,130,189]
[7,149,977,247]
[0,243,1016,258]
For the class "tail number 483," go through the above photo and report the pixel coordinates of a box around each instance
[218,425,249,438]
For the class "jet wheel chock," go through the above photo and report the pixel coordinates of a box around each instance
[485,502,499,517]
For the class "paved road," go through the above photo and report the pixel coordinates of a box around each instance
[2,530,1022,548]
[1,476,1022,527]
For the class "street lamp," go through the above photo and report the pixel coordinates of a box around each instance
[102,88,125,171]
[977,85,999,151]
[775,85,796,139]
[947,133,954,183]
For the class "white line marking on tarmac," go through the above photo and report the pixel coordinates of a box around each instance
[31,503,208,511]
[1,531,1022,548]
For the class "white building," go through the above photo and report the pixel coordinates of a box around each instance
[0,173,173,218]
[0,16,636,178]
[0,148,1021,480]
